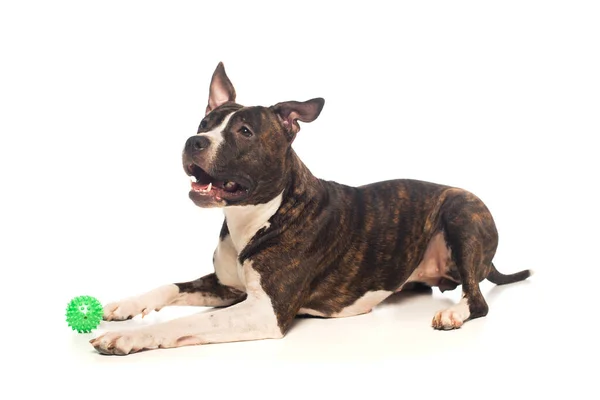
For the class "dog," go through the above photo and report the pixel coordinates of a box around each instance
[90,62,531,355]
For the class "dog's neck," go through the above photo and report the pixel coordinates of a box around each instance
[223,149,321,252]
[224,193,283,252]
[283,148,323,199]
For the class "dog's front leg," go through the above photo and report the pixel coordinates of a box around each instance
[103,273,245,321]
[91,296,281,355]
[91,265,284,355]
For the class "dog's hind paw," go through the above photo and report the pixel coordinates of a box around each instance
[432,310,464,330]
[431,296,472,330]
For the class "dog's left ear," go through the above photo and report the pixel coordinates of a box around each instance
[206,62,236,115]
[271,98,325,141]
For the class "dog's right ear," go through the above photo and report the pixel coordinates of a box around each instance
[206,62,236,115]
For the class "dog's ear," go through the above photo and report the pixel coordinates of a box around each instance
[271,98,325,141]
[206,62,236,115]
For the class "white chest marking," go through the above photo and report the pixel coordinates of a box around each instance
[214,192,284,291]
[198,112,234,163]
[213,234,244,291]
[223,192,283,252]
[298,290,392,318]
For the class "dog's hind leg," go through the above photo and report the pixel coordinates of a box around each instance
[431,252,489,330]
[103,273,246,321]
[431,191,498,330]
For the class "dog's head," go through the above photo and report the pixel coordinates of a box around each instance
[182,62,324,208]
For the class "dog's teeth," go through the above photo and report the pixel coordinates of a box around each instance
[207,182,212,192]
[191,176,197,183]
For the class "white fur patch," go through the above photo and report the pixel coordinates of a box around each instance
[198,112,234,163]
[298,290,392,318]
[214,234,245,291]
[297,308,328,317]
[332,290,392,317]
[223,191,283,253]
[432,295,471,330]
[92,261,282,355]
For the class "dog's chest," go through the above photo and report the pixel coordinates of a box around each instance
[214,193,283,290]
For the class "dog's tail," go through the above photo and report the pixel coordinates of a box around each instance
[486,263,533,285]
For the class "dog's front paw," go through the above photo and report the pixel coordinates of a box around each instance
[103,299,149,321]
[432,310,464,330]
[90,330,160,355]
[103,285,179,321]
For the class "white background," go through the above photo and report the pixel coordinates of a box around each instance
[1,1,598,399]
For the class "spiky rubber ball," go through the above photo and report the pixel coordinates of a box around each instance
[66,296,103,333]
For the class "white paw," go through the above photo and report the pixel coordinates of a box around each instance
[103,299,151,321]
[432,309,465,330]
[103,285,179,321]
[90,330,160,355]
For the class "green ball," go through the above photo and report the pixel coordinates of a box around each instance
[66,295,103,333]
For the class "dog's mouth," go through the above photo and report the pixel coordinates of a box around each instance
[185,163,249,202]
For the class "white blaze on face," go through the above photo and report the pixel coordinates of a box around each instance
[198,112,234,164]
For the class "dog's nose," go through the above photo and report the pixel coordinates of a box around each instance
[185,136,211,153]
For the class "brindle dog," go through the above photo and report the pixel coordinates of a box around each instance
[91,63,531,355]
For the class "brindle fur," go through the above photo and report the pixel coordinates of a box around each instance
[235,153,503,332]
[181,63,531,334]
[176,273,246,307]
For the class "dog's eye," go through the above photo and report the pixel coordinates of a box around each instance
[239,126,253,137]
[199,120,208,130]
